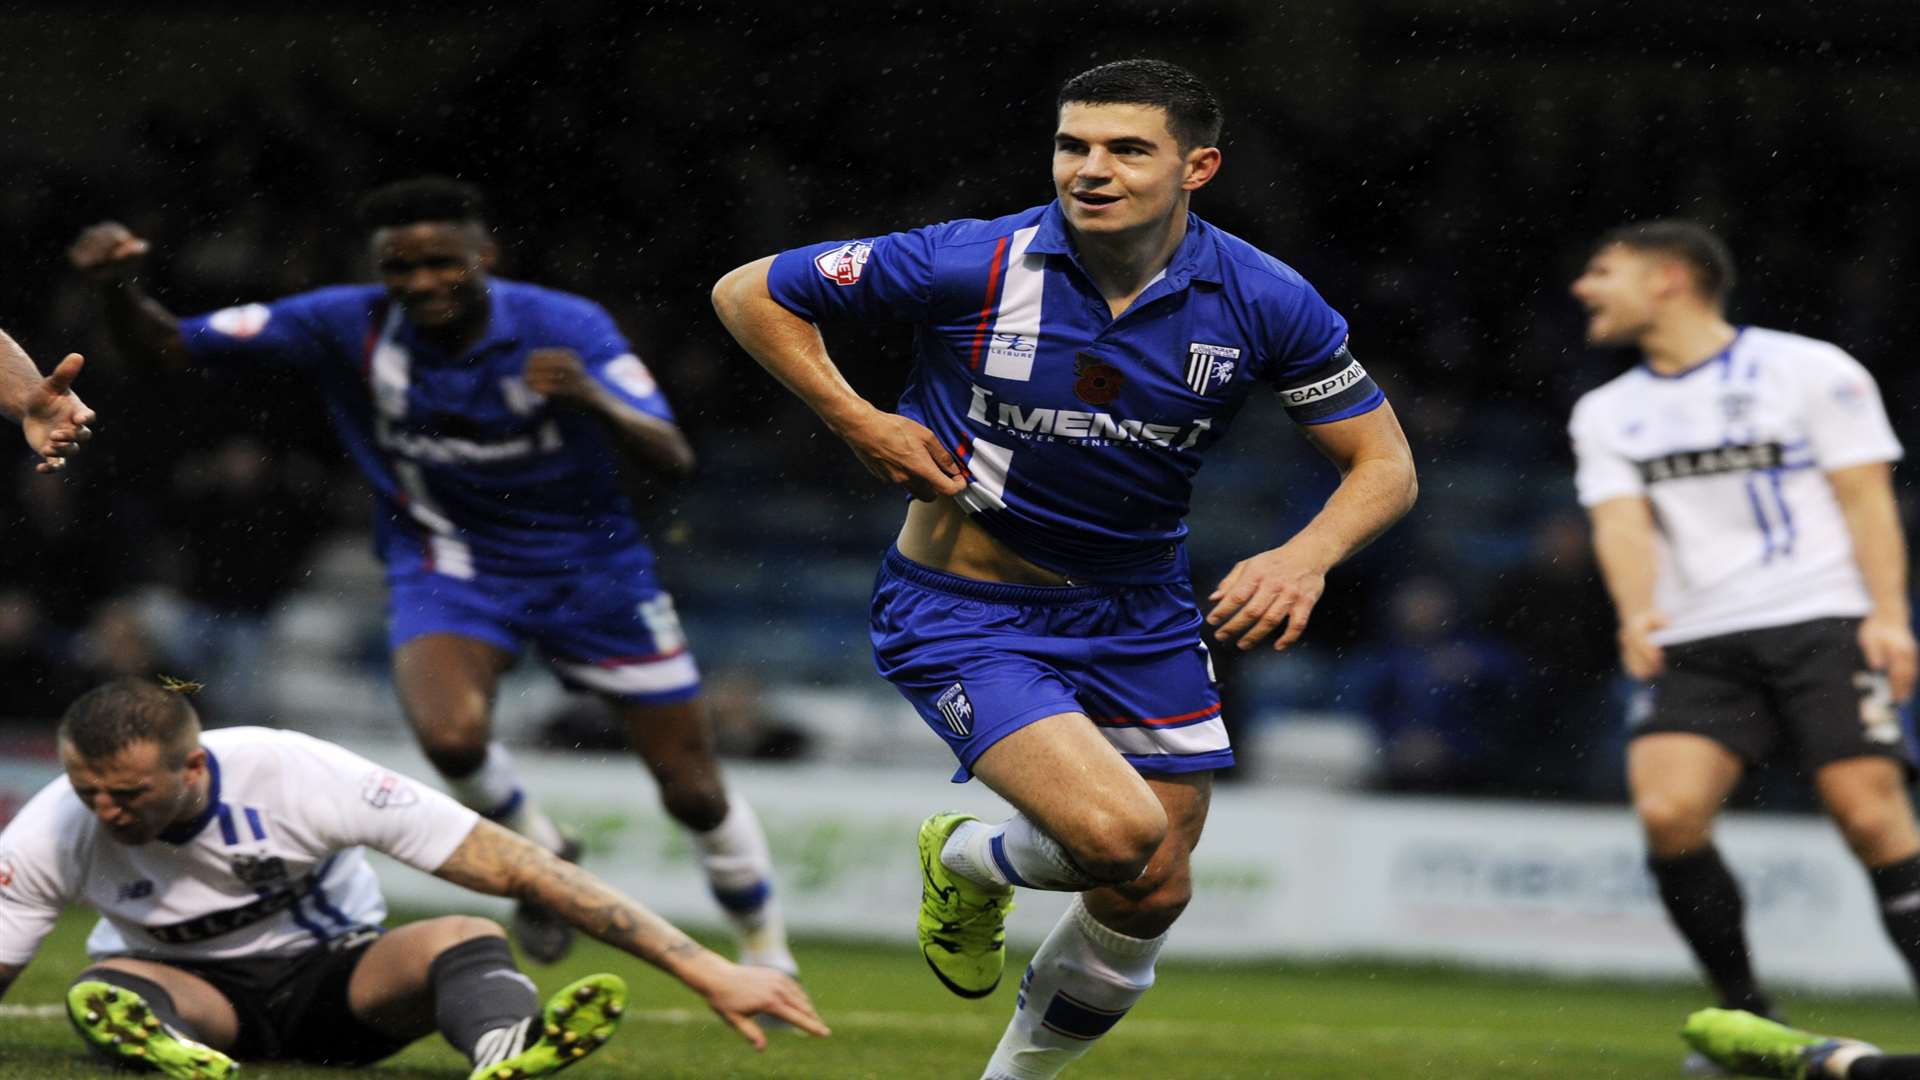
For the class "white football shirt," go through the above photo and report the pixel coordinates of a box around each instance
[0,727,479,965]
[1570,326,1902,645]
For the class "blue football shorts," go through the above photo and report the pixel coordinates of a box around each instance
[871,546,1233,782]
[387,558,701,704]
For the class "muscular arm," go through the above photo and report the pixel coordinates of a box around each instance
[1829,461,1917,700]
[431,819,828,1045]
[68,222,189,371]
[1587,495,1668,679]
[433,819,721,984]
[711,257,963,500]
[1207,402,1418,650]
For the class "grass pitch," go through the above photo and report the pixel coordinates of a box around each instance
[4,910,1917,1079]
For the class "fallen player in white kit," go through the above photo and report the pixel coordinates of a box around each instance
[0,677,827,1079]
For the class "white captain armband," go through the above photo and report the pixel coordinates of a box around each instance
[1276,344,1382,423]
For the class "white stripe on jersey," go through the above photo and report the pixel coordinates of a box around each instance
[955,438,1013,514]
[550,651,701,697]
[369,306,410,420]
[983,226,1044,382]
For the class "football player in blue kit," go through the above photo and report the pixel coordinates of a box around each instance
[714,59,1417,1079]
[68,178,794,975]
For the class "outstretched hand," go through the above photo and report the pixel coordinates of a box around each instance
[68,221,150,284]
[22,353,95,473]
[1207,540,1330,651]
[837,409,967,502]
[702,963,830,1050]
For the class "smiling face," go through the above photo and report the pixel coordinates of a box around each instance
[63,738,207,846]
[1053,102,1220,240]
[1568,243,1679,346]
[371,221,494,332]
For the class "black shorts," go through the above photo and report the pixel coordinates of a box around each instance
[103,927,411,1065]
[1630,617,1917,775]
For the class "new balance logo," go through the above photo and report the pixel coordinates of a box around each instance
[935,684,974,737]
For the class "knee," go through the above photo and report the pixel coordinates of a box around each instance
[1833,801,1911,861]
[658,780,728,832]
[414,716,491,777]
[1634,793,1716,855]
[424,914,507,951]
[1066,803,1168,885]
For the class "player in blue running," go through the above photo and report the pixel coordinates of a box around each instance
[714,59,1417,1078]
[0,327,94,473]
[68,178,794,975]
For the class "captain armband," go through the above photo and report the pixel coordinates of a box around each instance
[1276,344,1383,423]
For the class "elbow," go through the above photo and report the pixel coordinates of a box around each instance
[710,263,754,324]
[1400,460,1420,514]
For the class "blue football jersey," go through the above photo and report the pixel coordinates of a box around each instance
[180,279,675,579]
[766,202,1384,584]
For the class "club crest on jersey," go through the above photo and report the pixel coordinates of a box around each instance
[361,769,420,810]
[1186,343,1240,395]
[1073,353,1125,406]
[935,683,974,737]
[814,241,872,286]
[229,854,289,888]
[207,303,272,339]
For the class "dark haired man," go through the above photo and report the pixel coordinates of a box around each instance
[0,677,825,1079]
[1569,221,1920,1062]
[0,327,94,472]
[714,58,1415,1078]
[68,178,795,975]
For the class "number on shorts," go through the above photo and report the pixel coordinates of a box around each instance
[1853,671,1901,745]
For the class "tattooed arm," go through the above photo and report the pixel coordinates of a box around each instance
[432,819,828,1048]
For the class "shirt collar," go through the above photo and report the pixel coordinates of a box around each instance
[1028,202,1225,288]
[157,746,222,846]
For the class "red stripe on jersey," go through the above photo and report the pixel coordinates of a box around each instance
[1089,702,1222,728]
[967,235,1012,371]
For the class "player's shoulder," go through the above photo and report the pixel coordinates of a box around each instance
[910,204,1052,253]
[202,725,356,772]
[0,770,94,853]
[277,283,388,319]
[1194,216,1322,299]
[490,278,616,340]
[1569,366,1649,426]
[1736,325,1858,372]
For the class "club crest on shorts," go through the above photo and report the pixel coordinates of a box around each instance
[935,683,974,737]
[1185,342,1240,395]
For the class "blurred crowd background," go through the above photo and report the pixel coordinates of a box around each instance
[2,0,1917,805]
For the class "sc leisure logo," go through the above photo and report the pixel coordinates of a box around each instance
[814,241,872,286]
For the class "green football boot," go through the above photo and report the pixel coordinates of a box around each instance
[468,973,628,1080]
[66,979,238,1079]
[1682,1007,1874,1080]
[917,811,1015,999]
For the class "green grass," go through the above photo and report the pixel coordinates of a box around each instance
[5,909,1917,1079]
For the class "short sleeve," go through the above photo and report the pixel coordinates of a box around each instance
[765,227,938,324]
[277,735,479,874]
[572,303,674,424]
[1570,394,1645,507]
[0,782,82,966]
[1259,280,1383,425]
[1802,347,1903,471]
[179,291,338,371]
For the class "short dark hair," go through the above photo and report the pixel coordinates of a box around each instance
[356,176,488,231]
[1597,219,1736,306]
[1057,59,1224,151]
[59,678,201,766]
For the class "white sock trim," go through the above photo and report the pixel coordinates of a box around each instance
[1067,894,1165,958]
